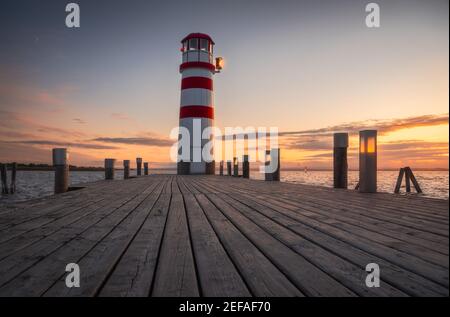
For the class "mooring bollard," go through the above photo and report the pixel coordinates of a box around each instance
[52,148,69,194]
[233,157,239,177]
[265,149,280,181]
[123,160,130,179]
[177,160,190,175]
[359,130,377,193]
[0,163,8,194]
[227,160,232,176]
[104,158,115,180]
[243,155,249,179]
[219,161,224,176]
[206,160,215,175]
[144,162,149,175]
[271,149,280,181]
[10,162,17,194]
[264,150,272,181]
[333,133,348,189]
[136,158,142,176]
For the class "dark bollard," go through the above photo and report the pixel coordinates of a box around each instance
[53,148,69,194]
[123,160,130,179]
[242,155,249,179]
[227,160,232,176]
[10,162,17,194]
[265,149,280,181]
[219,160,224,176]
[206,160,215,175]
[136,158,142,176]
[104,158,115,180]
[333,133,348,189]
[0,163,8,194]
[359,130,377,193]
[177,160,190,175]
[264,150,272,181]
[144,162,149,175]
[233,157,239,177]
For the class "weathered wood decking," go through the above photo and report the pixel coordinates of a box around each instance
[0,175,448,297]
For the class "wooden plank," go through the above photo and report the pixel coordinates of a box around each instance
[208,192,447,296]
[206,192,406,296]
[228,190,449,288]
[43,178,168,296]
[183,193,251,296]
[0,179,160,296]
[193,193,304,297]
[204,193,357,296]
[99,192,172,296]
[213,180,449,258]
[151,193,199,297]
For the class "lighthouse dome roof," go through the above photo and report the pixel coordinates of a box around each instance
[181,33,215,45]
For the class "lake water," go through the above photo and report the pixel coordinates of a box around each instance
[0,170,448,204]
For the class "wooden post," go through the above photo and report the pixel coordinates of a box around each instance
[219,160,224,176]
[206,160,215,175]
[405,167,411,193]
[177,160,190,175]
[52,148,69,194]
[264,150,272,181]
[233,157,238,177]
[394,168,405,194]
[359,130,377,193]
[136,158,142,176]
[123,160,130,179]
[144,162,149,175]
[242,155,249,179]
[104,158,115,180]
[0,163,8,194]
[265,149,280,181]
[407,167,423,193]
[271,148,280,181]
[333,133,348,189]
[227,160,232,176]
[10,162,17,194]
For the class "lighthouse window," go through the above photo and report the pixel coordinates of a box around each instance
[188,38,198,50]
[182,41,188,52]
[200,39,208,51]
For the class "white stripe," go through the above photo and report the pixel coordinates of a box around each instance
[181,68,213,79]
[179,118,214,147]
[180,88,213,107]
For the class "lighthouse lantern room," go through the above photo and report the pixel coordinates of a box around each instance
[178,33,221,174]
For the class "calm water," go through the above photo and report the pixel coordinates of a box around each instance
[0,170,448,204]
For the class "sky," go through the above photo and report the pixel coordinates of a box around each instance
[0,0,448,169]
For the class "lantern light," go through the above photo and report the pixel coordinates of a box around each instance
[215,57,224,71]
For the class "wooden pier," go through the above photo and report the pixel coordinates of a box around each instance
[0,175,448,297]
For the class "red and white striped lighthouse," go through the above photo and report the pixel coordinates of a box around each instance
[178,33,222,174]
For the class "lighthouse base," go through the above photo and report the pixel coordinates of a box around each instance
[177,161,215,175]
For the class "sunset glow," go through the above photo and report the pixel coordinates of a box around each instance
[0,0,448,170]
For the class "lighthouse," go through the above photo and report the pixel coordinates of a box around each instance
[178,33,222,174]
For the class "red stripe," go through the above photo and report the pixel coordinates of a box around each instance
[180,62,215,73]
[180,106,214,119]
[181,77,213,90]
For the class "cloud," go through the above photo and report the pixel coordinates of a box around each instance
[111,113,133,121]
[91,136,172,147]
[7,140,119,150]
[279,113,449,137]
[72,118,86,124]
